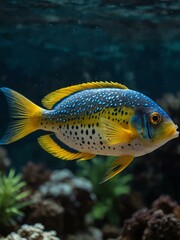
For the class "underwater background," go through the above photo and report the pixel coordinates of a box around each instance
[0,1,180,240]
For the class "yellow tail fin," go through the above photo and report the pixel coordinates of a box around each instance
[0,88,43,144]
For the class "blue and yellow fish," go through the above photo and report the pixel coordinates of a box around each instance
[0,82,178,182]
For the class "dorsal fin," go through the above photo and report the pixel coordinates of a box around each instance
[42,81,128,109]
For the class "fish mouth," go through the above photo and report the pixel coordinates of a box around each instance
[166,123,179,139]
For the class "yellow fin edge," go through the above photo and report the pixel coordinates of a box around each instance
[38,134,95,160]
[0,88,43,144]
[100,155,134,183]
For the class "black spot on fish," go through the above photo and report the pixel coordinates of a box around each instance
[92,129,95,134]
[121,110,124,116]
[72,125,74,129]
[113,165,122,172]
[76,126,79,129]
[100,141,103,145]
[96,122,99,127]
[88,124,91,128]
[81,129,84,134]
[125,112,128,115]
[121,146,124,149]
[75,132,77,135]
[86,130,89,135]
[70,131,72,135]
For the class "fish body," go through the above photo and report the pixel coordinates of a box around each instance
[0,82,178,182]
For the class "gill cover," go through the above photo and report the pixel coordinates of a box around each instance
[131,113,152,140]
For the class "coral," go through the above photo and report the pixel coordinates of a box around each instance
[25,194,64,236]
[1,223,60,240]
[22,162,51,190]
[67,227,102,240]
[102,224,121,239]
[121,208,152,240]
[152,195,179,214]
[118,195,180,240]
[78,156,132,224]
[38,169,95,234]
[143,210,180,240]
[0,170,30,226]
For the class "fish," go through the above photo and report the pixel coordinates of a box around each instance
[0,82,179,182]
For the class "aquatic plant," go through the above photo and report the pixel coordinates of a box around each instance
[78,157,133,224]
[0,169,30,225]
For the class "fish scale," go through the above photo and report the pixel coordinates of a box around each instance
[0,81,178,182]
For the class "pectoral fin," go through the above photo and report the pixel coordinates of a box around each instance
[100,118,133,145]
[100,155,134,183]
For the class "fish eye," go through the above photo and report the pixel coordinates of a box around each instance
[150,112,162,125]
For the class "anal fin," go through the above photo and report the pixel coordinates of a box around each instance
[38,134,95,160]
[101,155,134,183]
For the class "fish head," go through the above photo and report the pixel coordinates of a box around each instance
[130,106,179,147]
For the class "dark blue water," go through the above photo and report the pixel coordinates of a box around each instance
[0,1,180,201]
